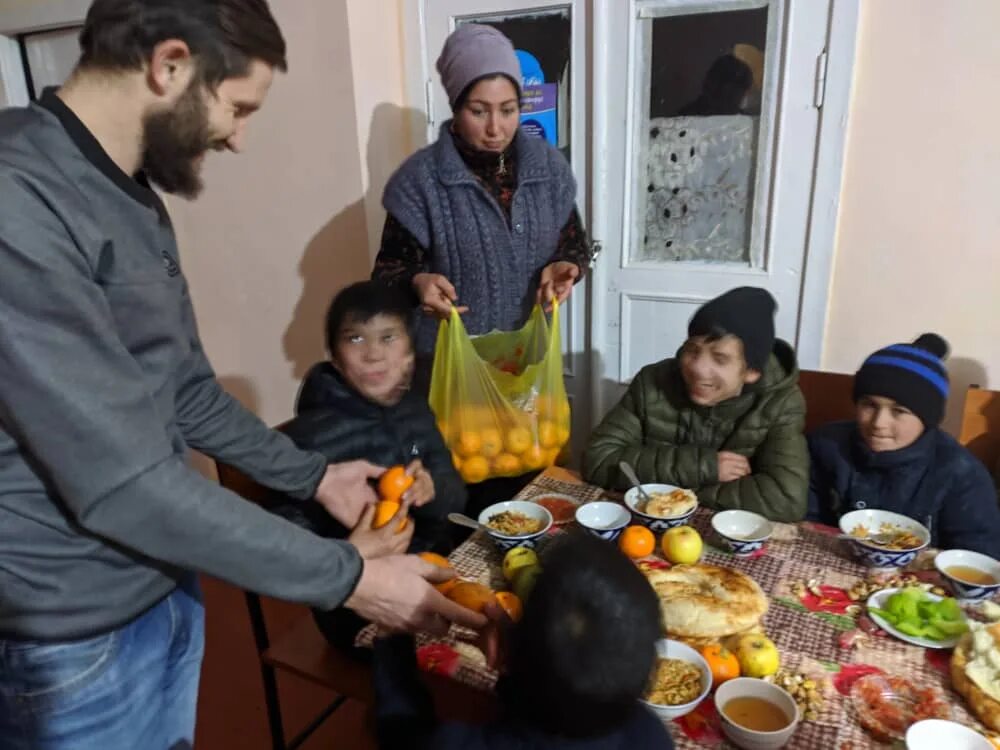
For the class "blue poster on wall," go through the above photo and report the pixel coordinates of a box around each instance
[515,49,557,145]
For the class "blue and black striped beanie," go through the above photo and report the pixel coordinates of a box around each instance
[853,333,950,426]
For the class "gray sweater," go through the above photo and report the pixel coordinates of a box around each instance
[382,122,577,355]
[0,92,362,640]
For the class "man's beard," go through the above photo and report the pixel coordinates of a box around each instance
[141,82,214,199]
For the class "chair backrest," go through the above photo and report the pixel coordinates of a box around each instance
[798,369,855,434]
[959,385,1000,471]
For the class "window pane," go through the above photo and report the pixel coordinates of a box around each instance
[457,10,571,163]
[24,27,82,98]
[636,7,768,265]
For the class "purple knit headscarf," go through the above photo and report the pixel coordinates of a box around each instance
[436,24,522,109]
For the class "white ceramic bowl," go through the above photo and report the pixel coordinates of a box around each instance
[478,500,553,551]
[839,509,930,569]
[575,501,631,542]
[640,638,712,721]
[624,483,698,533]
[714,677,801,750]
[712,510,774,556]
[935,549,1000,602]
[905,719,993,749]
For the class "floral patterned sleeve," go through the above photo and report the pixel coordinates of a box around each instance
[372,214,427,306]
[547,207,594,278]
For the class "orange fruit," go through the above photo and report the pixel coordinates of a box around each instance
[493,453,522,475]
[538,420,559,449]
[377,465,414,503]
[456,430,482,458]
[618,525,655,559]
[521,444,547,471]
[372,500,409,532]
[451,453,463,471]
[479,427,503,458]
[700,643,740,686]
[556,425,571,446]
[418,551,458,594]
[446,581,496,614]
[459,455,490,484]
[495,591,523,623]
[504,426,532,454]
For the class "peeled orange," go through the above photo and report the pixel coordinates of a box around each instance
[495,591,523,623]
[418,551,458,594]
[446,581,496,614]
[377,465,414,503]
[372,500,408,532]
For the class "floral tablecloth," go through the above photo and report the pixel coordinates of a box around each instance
[359,473,992,749]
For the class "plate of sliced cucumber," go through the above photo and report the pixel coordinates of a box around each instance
[867,587,969,649]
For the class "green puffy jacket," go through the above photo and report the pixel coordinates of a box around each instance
[583,340,808,522]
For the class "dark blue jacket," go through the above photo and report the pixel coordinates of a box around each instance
[374,635,675,750]
[807,421,1000,556]
[274,362,466,546]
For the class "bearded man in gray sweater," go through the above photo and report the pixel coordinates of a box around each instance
[0,2,484,748]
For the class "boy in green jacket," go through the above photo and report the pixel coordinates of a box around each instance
[583,287,808,521]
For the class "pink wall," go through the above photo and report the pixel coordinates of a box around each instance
[171,1,408,425]
[822,0,1000,430]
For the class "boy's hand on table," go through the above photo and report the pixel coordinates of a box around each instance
[348,501,414,559]
[402,459,435,507]
[348,555,486,636]
[315,459,384,527]
[717,451,751,483]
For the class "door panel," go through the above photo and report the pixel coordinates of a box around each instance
[592,0,831,416]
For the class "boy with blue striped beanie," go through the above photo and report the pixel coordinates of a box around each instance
[808,334,1000,556]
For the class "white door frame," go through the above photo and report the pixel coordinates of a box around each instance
[0,0,89,107]
[588,0,859,421]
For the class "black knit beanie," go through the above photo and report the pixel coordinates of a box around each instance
[853,333,950,427]
[687,287,776,371]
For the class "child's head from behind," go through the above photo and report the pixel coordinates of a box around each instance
[682,286,776,406]
[325,282,414,406]
[853,333,949,452]
[505,533,661,737]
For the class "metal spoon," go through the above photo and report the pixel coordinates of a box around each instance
[447,512,489,533]
[618,461,652,505]
[841,530,897,546]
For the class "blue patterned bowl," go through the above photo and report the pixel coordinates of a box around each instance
[623,484,698,534]
[839,509,930,569]
[711,510,773,557]
[935,549,1000,601]
[478,500,553,552]
[575,501,631,542]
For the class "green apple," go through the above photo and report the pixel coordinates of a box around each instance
[512,564,543,602]
[661,526,703,564]
[735,634,780,678]
[503,547,539,582]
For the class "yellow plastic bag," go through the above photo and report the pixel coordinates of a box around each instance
[429,302,571,484]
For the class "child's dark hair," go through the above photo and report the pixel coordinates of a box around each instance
[504,533,661,737]
[324,281,413,355]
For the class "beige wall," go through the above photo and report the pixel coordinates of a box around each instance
[171,0,410,425]
[822,0,1000,431]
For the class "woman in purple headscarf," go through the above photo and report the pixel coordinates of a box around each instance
[372,24,592,369]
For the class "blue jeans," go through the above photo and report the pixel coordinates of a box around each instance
[0,577,204,750]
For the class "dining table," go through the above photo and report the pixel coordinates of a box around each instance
[358,466,995,749]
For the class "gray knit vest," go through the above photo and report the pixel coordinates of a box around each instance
[382,122,577,356]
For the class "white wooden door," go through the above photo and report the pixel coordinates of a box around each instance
[419,0,591,464]
[590,0,832,416]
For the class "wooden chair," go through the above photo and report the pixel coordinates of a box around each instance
[959,385,1000,471]
[215,461,348,750]
[215,460,499,749]
[797,369,855,433]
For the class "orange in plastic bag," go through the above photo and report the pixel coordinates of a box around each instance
[429,302,571,483]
